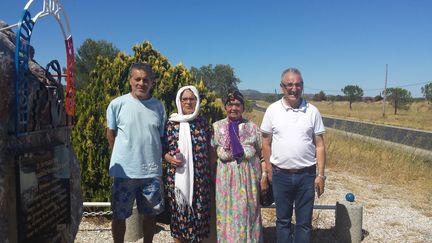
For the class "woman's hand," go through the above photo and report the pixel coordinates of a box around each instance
[164,153,183,167]
[265,164,273,184]
[260,175,269,192]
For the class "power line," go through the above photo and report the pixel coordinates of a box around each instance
[394,81,431,88]
[304,86,340,92]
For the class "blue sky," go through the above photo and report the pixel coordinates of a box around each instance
[1,0,431,97]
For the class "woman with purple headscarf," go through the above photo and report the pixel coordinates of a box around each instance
[212,90,264,242]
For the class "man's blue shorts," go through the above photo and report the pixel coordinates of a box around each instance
[111,177,164,220]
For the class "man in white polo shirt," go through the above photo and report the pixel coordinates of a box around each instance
[261,68,326,243]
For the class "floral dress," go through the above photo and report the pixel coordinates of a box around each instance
[213,118,263,243]
[164,116,212,242]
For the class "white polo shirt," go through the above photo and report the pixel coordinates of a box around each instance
[260,98,325,169]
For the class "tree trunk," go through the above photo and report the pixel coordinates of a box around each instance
[394,100,398,115]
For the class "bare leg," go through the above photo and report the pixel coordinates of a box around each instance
[112,219,126,243]
[142,215,156,243]
[174,238,182,243]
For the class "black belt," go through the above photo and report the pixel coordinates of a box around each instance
[272,164,316,174]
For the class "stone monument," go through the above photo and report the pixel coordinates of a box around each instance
[0,18,82,243]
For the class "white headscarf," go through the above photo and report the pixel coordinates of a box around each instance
[168,85,200,210]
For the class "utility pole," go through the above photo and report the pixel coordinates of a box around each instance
[382,64,388,118]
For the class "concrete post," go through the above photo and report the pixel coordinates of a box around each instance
[335,201,363,243]
[125,205,143,242]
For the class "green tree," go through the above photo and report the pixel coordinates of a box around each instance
[264,94,283,103]
[341,85,363,110]
[421,82,432,103]
[374,95,383,102]
[72,41,224,201]
[243,99,253,112]
[313,91,327,101]
[74,39,120,89]
[190,64,241,97]
[386,87,413,115]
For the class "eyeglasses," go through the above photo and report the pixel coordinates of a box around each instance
[280,82,303,89]
[181,97,197,103]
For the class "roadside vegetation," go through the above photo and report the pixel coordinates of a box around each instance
[243,108,432,217]
[325,130,432,216]
[256,100,432,131]
[311,100,432,131]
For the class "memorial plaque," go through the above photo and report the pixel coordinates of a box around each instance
[16,144,71,243]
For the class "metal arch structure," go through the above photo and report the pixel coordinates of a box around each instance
[14,0,75,135]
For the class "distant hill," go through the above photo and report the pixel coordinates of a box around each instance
[240,89,274,100]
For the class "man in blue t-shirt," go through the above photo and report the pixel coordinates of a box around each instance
[106,63,166,243]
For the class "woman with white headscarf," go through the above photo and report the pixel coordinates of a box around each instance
[163,86,213,243]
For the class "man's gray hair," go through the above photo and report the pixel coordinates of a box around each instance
[128,62,155,80]
[281,68,303,82]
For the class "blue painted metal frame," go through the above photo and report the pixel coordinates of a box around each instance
[14,10,35,135]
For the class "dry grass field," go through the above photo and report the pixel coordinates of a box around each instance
[325,130,432,216]
[256,99,432,131]
[243,107,432,217]
[243,106,432,241]
[310,100,432,131]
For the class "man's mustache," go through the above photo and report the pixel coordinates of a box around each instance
[288,91,301,95]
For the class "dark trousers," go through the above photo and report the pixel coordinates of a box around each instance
[272,165,316,243]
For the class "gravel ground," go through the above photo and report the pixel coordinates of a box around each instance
[76,170,432,242]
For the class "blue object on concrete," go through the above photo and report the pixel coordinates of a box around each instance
[345,192,355,202]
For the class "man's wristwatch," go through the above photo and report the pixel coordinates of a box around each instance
[317,174,326,181]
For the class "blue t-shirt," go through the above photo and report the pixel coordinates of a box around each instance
[106,93,166,178]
